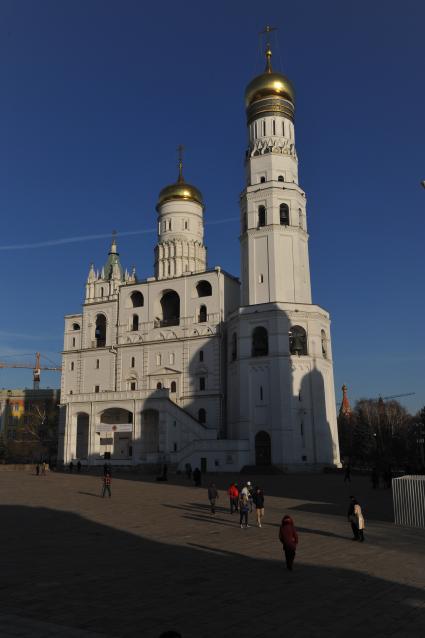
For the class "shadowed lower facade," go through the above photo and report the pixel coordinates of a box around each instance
[59,40,341,472]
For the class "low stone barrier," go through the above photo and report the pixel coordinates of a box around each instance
[393,475,425,529]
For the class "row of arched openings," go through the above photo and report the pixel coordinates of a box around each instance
[231,325,320,359]
[258,204,290,228]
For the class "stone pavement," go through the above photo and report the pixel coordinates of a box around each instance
[0,470,424,638]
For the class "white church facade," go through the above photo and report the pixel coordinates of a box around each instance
[58,43,341,472]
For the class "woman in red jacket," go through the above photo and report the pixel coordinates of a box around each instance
[278,515,298,571]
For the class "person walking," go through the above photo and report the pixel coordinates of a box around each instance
[239,492,250,528]
[69,461,74,473]
[279,515,298,571]
[102,472,112,498]
[371,467,379,489]
[354,502,365,542]
[228,482,239,514]
[253,487,265,527]
[35,463,40,476]
[77,461,82,473]
[193,467,201,487]
[347,495,360,540]
[343,462,351,483]
[208,482,219,514]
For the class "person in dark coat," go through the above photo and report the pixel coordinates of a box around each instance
[77,461,82,473]
[253,487,265,527]
[69,461,74,473]
[193,467,201,487]
[207,482,219,514]
[343,463,351,483]
[347,495,359,539]
[279,515,298,571]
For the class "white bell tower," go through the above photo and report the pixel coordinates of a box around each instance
[240,42,311,306]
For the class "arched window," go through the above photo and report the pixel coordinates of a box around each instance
[258,206,266,227]
[280,203,290,226]
[95,315,106,347]
[321,329,328,359]
[196,280,212,297]
[252,326,268,357]
[289,326,308,356]
[132,314,139,331]
[198,408,206,424]
[160,290,180,326]
[199,305,207,323]
[130,291,144,308]
[72,323,80,331]
[170,381,177,393]
[278,175,284,182]
[156,382,162,390]
[231,332,237,361]
[199,350,204,362]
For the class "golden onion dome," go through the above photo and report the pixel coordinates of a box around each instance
[157,157,203,209]
[245,45,295,108]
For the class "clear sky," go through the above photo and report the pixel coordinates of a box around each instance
[1,0,424,413]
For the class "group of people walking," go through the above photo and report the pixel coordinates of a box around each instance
[226,481,265,528]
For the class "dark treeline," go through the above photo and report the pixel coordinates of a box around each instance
[338,399,425,473]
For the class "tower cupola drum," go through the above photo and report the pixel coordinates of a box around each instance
[155,152,207,279]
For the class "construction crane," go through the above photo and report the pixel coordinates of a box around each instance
[337,391,415,408]
[0,352,62,390]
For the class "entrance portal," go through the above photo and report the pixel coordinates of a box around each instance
[99,408,133,460]
[255,431,271,466]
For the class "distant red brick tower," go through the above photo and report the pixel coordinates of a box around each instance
[339,384,352,418]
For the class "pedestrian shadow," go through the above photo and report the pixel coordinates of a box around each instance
[182,514,237,528]
[162,502,229,515]
[78,491,101,498]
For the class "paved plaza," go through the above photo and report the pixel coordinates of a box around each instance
[0,470,424,638]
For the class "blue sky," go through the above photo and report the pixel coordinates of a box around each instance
[1,0,424,413]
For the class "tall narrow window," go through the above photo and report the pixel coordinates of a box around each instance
[282,120,285,136]
[131,357,135,368]
[258,206,266,227]
[272,120,276,135]
[70,362,74,371]
[199,305,207,323]
[199,377,205,391]
[198,408,206,424]
[231,332,237,361]
[169,353,175,365]
[95,385,100,393]
[262,120,266,136]
[252,326,268,357]
[168,219,172,230]
[260,386,263,401]
[170,381,176,393]
[199,350,204,362]
[321,330,328,359]
[254,122,257,137]
[95,315,106,347]
[96,359,100,369]
[72,338,76,347]
[132,314,139,331]
[100,287,104,297]
[130,382,136,391]
[156,354,162,366]
[280,203,290,226]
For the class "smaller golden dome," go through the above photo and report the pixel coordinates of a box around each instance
[157,156,203,209]
[245,45,295,108]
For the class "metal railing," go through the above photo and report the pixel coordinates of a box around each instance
[393,475,425,529]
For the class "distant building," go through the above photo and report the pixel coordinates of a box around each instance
[0,388,60,460]
[59,41,341,472]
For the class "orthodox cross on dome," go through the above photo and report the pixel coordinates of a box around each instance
[260,25,277,72]
[177,144,185,183]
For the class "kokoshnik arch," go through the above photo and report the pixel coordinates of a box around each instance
[59,39,341,472]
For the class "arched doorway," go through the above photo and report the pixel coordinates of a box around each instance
[255,431,271,466]
[100,408,133,460]
[76,413,89,459]
[140,409,159,455]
